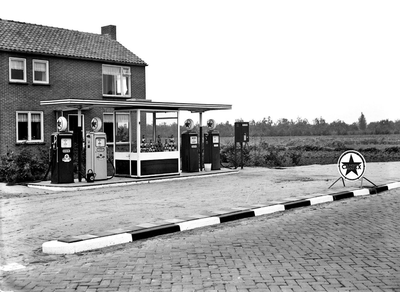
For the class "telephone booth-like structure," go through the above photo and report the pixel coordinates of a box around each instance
[114,110,181,177]
[51,117,74,184]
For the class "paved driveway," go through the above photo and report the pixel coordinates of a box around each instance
[1,187,400,291]
[1,162,399,291]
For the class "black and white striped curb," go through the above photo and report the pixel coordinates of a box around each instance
[42,182,400,254]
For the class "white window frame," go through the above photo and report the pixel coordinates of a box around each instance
[9,57,27,83]
[16,111,44,143]
[102,65,131,97]
[32,59,49,84]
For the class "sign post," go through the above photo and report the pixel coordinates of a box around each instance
[329,150,376,188]
[234,122,249,169]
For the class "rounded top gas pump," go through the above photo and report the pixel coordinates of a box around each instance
[181,119,199,172]
[85,117,108,182]
[204,119,220,170]
[51,117,75,184]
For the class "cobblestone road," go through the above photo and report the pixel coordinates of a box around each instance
[2,188,399,291]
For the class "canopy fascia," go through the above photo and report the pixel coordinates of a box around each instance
[40,99,232,113]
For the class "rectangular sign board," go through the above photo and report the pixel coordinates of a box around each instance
[235,122,249,143]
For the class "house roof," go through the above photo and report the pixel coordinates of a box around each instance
[0,19,147,66]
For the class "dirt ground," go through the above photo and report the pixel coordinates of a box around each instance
[1,162,399,268]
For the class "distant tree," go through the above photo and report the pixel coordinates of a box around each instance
[358,112,367,131]
[368,119,394,134]
[328,120,349,135]
[394,120,400,134]
[292,117,311,136]
[275,118,292,136]
[312,117,328,135]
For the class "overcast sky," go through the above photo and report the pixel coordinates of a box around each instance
[2,0,400,125]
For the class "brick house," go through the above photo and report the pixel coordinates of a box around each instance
[0,19,147,157]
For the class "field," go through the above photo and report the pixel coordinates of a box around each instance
[219,134,400,167]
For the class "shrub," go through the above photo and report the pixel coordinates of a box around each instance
[384,146,400,154]
[220,142,303,168]
[0,147,49,185]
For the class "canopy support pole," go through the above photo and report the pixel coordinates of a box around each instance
[199,112,203,171]
[77,108,82,182]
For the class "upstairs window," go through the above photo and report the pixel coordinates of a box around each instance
[9,57,27,82]
[33,60,49,84]
[16,111,44,143]
[102,65,131,97]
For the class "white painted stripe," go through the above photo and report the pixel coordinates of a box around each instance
[309,195,334,205]
[353,189,371,196]
[387,182,400,190]
[253,205,285,216]
[178,217,220,231]
[0,262,26,271]
[42,233,132,254]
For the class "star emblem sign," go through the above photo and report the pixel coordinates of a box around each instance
[342,155,362,176]
[337,150,366,181]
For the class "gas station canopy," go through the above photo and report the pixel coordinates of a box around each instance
[40,98,232,113]
[41,98,232,179]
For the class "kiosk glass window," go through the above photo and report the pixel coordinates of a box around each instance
[130,111,138,153]
[139,111,178,152]
[115,113,129,152]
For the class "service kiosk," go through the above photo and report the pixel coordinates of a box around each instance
[86,117,108,181]
[113,109,181,177]
[181,119,199,172]
[204,119,220,170]
[51,117,74,184]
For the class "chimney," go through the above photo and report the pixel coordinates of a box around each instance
[101,25,117,40]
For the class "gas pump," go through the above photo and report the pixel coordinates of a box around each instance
[181,119,199,172]
[51,117,74,184]
[85,117,107,181]
[204,119,220,170]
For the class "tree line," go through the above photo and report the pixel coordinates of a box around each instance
[212,113,400,137]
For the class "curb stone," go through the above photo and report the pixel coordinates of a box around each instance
[42,181,400,254]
